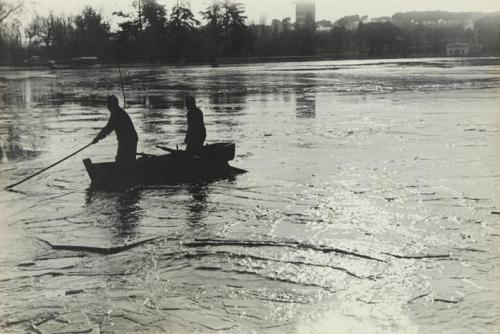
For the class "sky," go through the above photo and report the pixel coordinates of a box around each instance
[26,0,500,25]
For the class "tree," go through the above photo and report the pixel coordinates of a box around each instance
[73,7,110,59]
[168,3,199,61]
[327,26,356,55]
[0,16,22,62]
[25,14,75,60]
[0,0,23,24]
[475,13,500,54]
[49,16,74,59]
[142,0,167,29]
[25,15,45,47]
[170,3,199,31]
[0,0,24,62]
[200,1,251,58]
[201,1,224,61]
[113,8,143,61]
[333,15,362,30]
[357,22,403,56]
[142,0,168,61]
[221,1,251,56]
[113,0,168,62]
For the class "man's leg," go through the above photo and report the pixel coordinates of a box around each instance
[116,141,137,188]
[186,140,203,155]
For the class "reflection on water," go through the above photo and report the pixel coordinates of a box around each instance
[142,95,172,110]
[187,183,209,228]
[210,91,247,113]
[295,74,317,118]
[85,189,142,242]
[23,79,32,106]
[0,124,42,162]
[295,90,316,118]
[138,106,171,138]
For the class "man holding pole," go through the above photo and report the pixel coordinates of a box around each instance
[5,96,138,191]
[92,95,138,165]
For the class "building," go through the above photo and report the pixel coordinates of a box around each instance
[370,16,392,23]
[446,43,470,56]
[421,19,460,27]
[316,20,332,32]
[271,19,283,34]
[296,1,316,31]
[333,15,367,31]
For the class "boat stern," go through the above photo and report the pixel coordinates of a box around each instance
[83,158,93,177]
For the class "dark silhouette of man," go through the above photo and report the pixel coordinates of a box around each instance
[92,95,138,164]
[184,96,206,154]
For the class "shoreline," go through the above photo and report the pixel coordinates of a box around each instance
[1,54,498,71]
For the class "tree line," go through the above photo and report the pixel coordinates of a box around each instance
[1,0,499,64]
[3,0,253,64]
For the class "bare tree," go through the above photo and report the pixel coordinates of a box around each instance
[0,0,24,24]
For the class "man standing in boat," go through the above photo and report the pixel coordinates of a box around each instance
[184,96,206,154]
[92,95,138,165]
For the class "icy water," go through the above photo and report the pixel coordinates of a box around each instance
[0,57,499,333]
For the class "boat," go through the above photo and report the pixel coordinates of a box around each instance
[83,142,246,190]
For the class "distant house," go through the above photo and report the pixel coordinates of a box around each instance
[446,43,470,56]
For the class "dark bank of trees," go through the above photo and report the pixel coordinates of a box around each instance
[0,0,24,62]
[16,0,253,63]
[474,14,500,54]
[1,0,500,64]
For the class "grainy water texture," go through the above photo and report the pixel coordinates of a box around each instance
[0,58,499,333]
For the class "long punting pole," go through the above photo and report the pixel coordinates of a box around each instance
[118,61,127,109]
[5,143,93,190]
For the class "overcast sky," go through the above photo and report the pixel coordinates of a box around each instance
[27,0,500,25]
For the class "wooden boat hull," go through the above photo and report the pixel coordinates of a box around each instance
[83,152,246,190]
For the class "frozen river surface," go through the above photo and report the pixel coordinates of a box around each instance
[0,57,500,333]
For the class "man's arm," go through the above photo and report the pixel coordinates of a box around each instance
[92,116,114,144]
